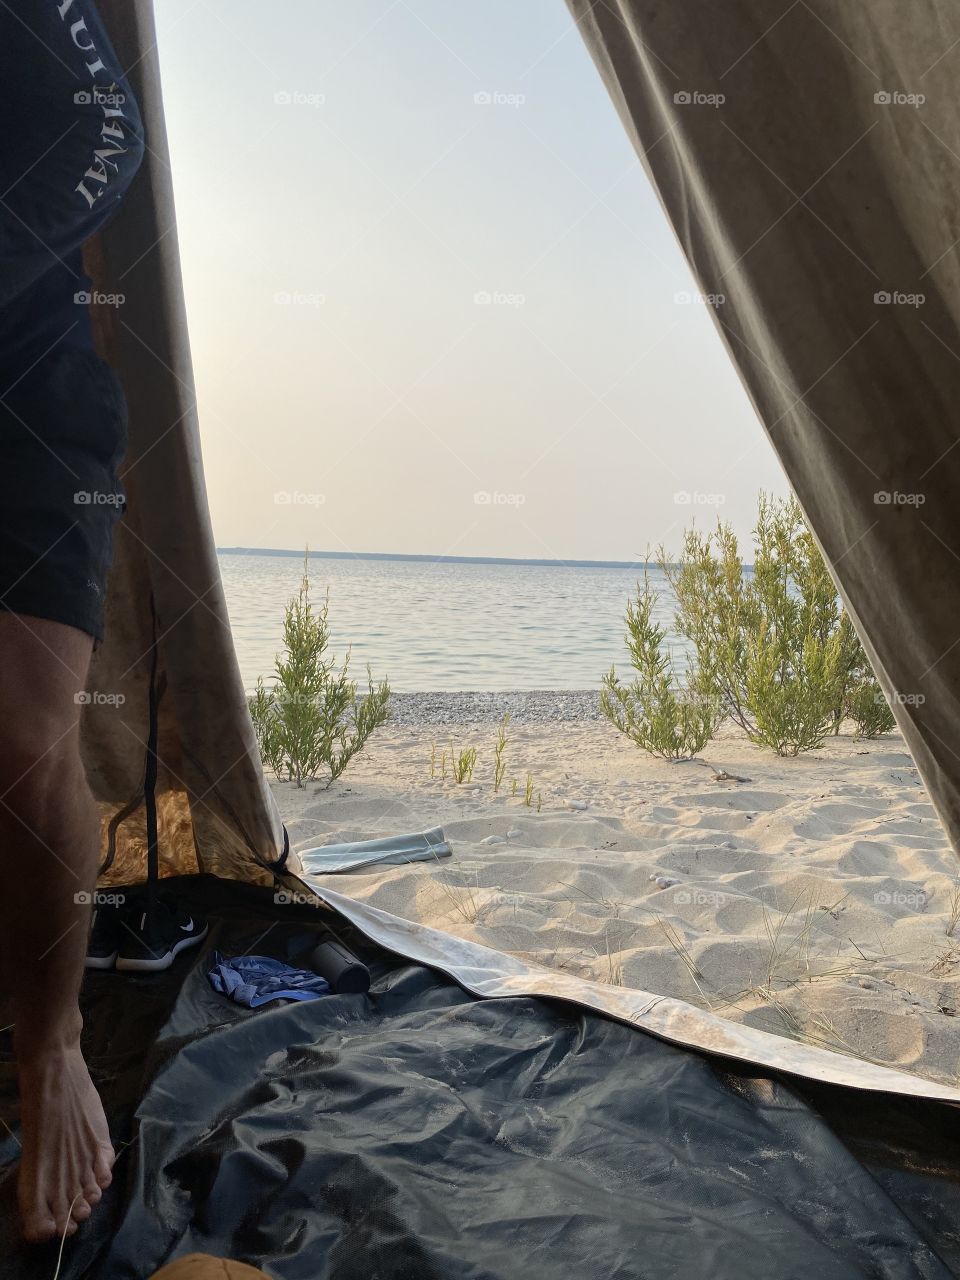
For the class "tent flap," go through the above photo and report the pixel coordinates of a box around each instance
[567,0,960,855]
[84,0,284,882]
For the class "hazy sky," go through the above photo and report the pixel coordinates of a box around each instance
[154,0,788,562]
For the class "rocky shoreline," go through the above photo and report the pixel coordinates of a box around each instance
[386,689,602,728]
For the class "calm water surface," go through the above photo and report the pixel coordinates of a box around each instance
[219,553,690,693]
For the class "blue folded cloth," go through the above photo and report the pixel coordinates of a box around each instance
[208,952,331,1008]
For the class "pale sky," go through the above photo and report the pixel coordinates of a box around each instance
[154,0,788,563]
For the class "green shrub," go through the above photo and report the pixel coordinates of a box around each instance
[250,558,390,787]
[601,577,721,760]
[830,615,868,734]
[847,679,897,738]
[661,495,868,756]
[830,616,897,738]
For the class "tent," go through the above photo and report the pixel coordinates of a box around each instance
[3,1,960,1275]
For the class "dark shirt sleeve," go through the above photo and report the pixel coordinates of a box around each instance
[0,0,145,310]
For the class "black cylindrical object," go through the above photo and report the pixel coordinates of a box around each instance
[309,938,370,994]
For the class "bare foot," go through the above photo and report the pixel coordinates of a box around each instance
[16,1038,115,1242]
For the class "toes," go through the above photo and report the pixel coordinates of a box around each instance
[48,1188,89,1236]
[82,1180,103,1207]
[93,1148,114,1189]
[70,1197,93,1222]
[51,1211,78,1239]
[21,1211,58,1244]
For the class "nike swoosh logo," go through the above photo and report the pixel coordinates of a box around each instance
[180,918,194,932]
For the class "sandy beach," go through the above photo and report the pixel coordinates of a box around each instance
[273,692,960,1089]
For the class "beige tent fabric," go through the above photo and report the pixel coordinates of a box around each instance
[83,0,284,884]
[568,0,960,855]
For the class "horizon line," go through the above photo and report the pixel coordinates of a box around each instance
[217,546,660,570]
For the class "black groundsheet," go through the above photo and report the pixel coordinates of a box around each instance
[2,876,959,1279]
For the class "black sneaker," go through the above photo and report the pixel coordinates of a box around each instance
[116,898,208,972]
[85,900,125,970]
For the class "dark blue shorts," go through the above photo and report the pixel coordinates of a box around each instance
[0,1,145,641]
[0,348,128,642]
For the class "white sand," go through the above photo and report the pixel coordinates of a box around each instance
[272,711,960,1088]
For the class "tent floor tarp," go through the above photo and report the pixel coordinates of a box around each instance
[2,877,960,1280]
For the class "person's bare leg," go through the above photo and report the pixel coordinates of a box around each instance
[0,613,114,1242]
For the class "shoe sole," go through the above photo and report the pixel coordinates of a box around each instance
[85,951,118,970]
[116,925,209,973]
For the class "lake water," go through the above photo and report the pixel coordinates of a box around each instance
[219,552,689,694]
